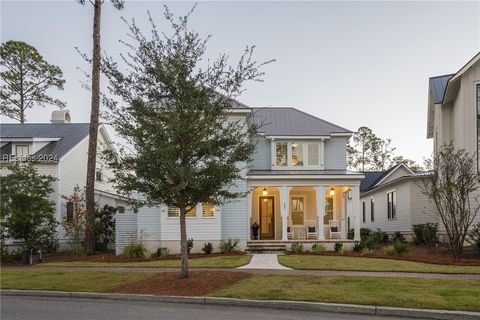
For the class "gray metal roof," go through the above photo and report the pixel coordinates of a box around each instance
[0,123,90,159]
[429,74,454,104]
[251,107,351,136]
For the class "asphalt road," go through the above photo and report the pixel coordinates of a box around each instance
[1,296,428,320]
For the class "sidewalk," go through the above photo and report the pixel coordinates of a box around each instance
[237,254,291,270]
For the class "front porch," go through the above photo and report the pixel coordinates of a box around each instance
[248,184,361,241]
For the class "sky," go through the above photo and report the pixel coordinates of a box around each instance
[1,0,479,164]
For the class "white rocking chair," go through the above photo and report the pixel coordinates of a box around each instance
[329,220,341,239]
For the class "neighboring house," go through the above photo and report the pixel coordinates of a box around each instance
[117,106,364,254]
[0,111,134,242]
[427,51,480,230]
[360,163,438,240]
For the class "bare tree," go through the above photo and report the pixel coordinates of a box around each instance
[420,144,480,259]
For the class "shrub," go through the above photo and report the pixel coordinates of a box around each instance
[362,247,374,256]
[340,246,351,256]
[311,243,326,254]
[157,247,170,257]
[384,245,397,256]
[123,241,148,259]
[412,223,439,246]
[202,242,213,254]
[187,238,194,254]
[392,231,405,243]
[291,242,304,253]
[59,241,85,257]
[360,228,372,241]
[364,237,376,250]
[219,238,240,253]
[347,228,354,240]
[393,240,409,254]
[353,241,363,252]
[0,247,22,264]
[467,223,480,253]
[95,205,116,251]
[334,242,343,252]
[370,229,387,245]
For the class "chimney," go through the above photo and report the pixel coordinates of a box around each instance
[50,110,71,124]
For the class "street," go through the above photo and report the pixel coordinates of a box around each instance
[1,296,428,320]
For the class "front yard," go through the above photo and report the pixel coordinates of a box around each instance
[278,255,480,274]
[3,268,480,312]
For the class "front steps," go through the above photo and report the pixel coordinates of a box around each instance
[246,240,286,253]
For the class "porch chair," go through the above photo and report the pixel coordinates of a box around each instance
[287,226,294,240]
[307,226,317,240]
[329,220,341,239]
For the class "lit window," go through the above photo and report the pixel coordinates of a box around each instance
[276,142,287,166]
[308,143,319,166]
[15,145,29,158]
[186,206,196,217]
[202,203,215,217]
[291,143,303,166]
[291,197,304,225]
[168,207,179,217]
[387,191,396,220]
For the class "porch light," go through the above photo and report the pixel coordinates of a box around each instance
[329,187,335,196]
[262,188,268,196]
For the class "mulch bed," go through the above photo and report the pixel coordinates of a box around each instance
[288,244,480,266]
[108,271,250,296]
[42,251,245,263]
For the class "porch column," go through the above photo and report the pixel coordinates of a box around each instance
[351,185,361,241]
[279,186,291,241]
[314,185,325,240]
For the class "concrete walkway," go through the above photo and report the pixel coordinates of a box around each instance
[237,254,290,270]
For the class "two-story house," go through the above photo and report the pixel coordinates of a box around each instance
[0,111,134,242]
[116,106,364,254]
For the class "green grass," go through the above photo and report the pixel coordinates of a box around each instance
[42,255,251,268]
[1,269,153,292]
[212,274,480,312]
[278,255,480,274]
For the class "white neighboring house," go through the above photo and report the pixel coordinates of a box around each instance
[116,106,365,255]
[360,164,438,240]
[0,111,134,243]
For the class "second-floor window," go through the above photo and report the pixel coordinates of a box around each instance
[95,162,103,182]
[291,143,303,166]
[15,145,29,158]
[274,141,322,168]
[276,142,287,166]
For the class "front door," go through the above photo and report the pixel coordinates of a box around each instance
[259,196,274,239]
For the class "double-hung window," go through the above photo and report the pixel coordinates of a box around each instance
[387,191,396,220]
[307,143,319,166]
[276,142,287,166]
[370,198,375,222]
[291,143,304,166]
[15,145,29,159]
[275,142,321,168]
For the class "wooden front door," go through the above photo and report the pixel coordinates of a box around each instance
[259,196,275,239]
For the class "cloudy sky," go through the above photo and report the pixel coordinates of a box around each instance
[1,1,479,163]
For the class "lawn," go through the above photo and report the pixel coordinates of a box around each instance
[212,274,480,312]
[278,255,480,274]
[42,255,251,268]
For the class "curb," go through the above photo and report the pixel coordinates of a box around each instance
[2,289,480,320]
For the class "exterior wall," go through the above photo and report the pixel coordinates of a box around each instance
[115,213,138,255]
[409,179,440,227]
[250,136,271,170]
[324,137,348,170]
[221,172,249,240]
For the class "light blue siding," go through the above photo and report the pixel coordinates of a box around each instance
[221,171,249,240]
[324,137,348,170]
[137,207,162,240]
[249,136,271,170]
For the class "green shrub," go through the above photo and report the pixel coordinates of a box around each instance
[340,246,351,255]
[467,223,480,253]
[123,241,148,259]
[187,238,194,254]
[353,241,363,252]
[156,247,170,257]
[370,229,387,245]
[392,231,405,243]
[202,242,213,254]
[334,242,343,252]
[360,228,372,241]
[364,237,376,250]
[59,241,85,257]
[384,245,397,256]
[361,247,374,256]
[393,240,409,254]
[347,228,354,240]
[291,242,304,253]
[219,238,240,253]
[412,223,439,246]
[311,243,326,254]
[0,247,22,264]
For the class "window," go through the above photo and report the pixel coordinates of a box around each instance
[168,207,179,217]
[307,143,319,166]
[202,203,215,217]
[276,142,287,166]
[362,201,366,223]
[370,198,375,222]
[324,196,334,224]
[291,197,304,225]
[117,206,125,214]
[291,143,303,166]
[95,163,103,182]
[477,84,480,171]
[66,202,73,222]
[15,145,29,158]
[186,206,196,217]
[387,191,396,220]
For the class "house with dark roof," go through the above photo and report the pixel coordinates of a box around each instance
[117,106,364,254]
[0,111,134,242]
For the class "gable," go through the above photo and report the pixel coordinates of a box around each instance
[377,165,412,187]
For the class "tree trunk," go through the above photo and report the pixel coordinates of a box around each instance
[179,206,189,279]
[84,0,102,256]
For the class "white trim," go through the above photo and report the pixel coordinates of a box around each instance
[0,137,60,142]
[330,132,353,137]
[373,163,414,187]
[247,174,365,180]
[450,51,480,82]
[386,189,397,220]
[266,135,331,140]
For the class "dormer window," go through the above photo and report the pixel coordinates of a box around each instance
[15,145,29,159]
